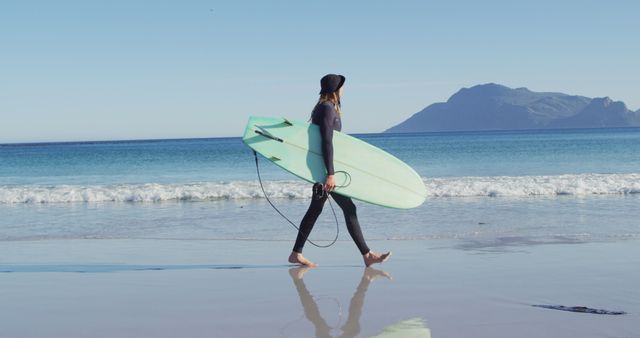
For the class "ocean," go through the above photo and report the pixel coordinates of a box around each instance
[1,127,639,244]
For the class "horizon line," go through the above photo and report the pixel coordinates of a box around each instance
[3,126,640,146]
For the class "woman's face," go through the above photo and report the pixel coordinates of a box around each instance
[338,86,344,97]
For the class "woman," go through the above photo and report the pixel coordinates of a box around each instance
[288,74,391,267]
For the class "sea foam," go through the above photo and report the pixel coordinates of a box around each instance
[0,173,638,204]
[425,173,640,197]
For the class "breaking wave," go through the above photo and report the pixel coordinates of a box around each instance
[1,173,638,204]
[425,173,640,197]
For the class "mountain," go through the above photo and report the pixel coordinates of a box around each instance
[385,83,640,133]
[548,97,640,128]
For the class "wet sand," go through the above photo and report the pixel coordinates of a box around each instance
[1,238,639,337]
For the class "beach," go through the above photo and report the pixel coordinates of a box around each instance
[2,193,640,337]
[2,236,639,337]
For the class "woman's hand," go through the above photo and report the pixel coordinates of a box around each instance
[324,175,336,192]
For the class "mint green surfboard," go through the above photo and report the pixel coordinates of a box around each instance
[242,116,426,209]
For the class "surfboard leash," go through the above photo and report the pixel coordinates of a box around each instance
[253,151,339,248]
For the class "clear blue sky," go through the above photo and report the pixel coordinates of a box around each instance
[1,0,638,143]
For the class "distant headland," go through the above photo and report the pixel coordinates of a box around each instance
[385,83,640,133]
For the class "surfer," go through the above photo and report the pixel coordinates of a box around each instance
[288,74,392,267]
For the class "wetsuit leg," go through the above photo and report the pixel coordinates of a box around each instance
[292,192,328,253]
[329,193,370,255]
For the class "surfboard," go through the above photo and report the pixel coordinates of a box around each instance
[242,116,426,209]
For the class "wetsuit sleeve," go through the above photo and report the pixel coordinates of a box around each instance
[317,104,335,175]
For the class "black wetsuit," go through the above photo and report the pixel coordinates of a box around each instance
[292,102,371,255]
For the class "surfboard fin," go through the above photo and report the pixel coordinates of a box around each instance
[254,125,284,143]
[283,118,293,126]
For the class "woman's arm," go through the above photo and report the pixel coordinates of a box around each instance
[317,104,337,191]
[317,104,335,176]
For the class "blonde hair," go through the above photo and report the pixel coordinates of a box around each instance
[317,91,342,115]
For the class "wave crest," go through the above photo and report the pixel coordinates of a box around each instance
[0,181,312,204]
[426,173,640,197]
[1,173,638,203]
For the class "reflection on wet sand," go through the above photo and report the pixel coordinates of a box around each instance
[288,267,430,338]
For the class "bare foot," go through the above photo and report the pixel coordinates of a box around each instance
[363,251,391,267]
[288,252,318,267]
[288,266,312,280]
[364,267,393,282]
